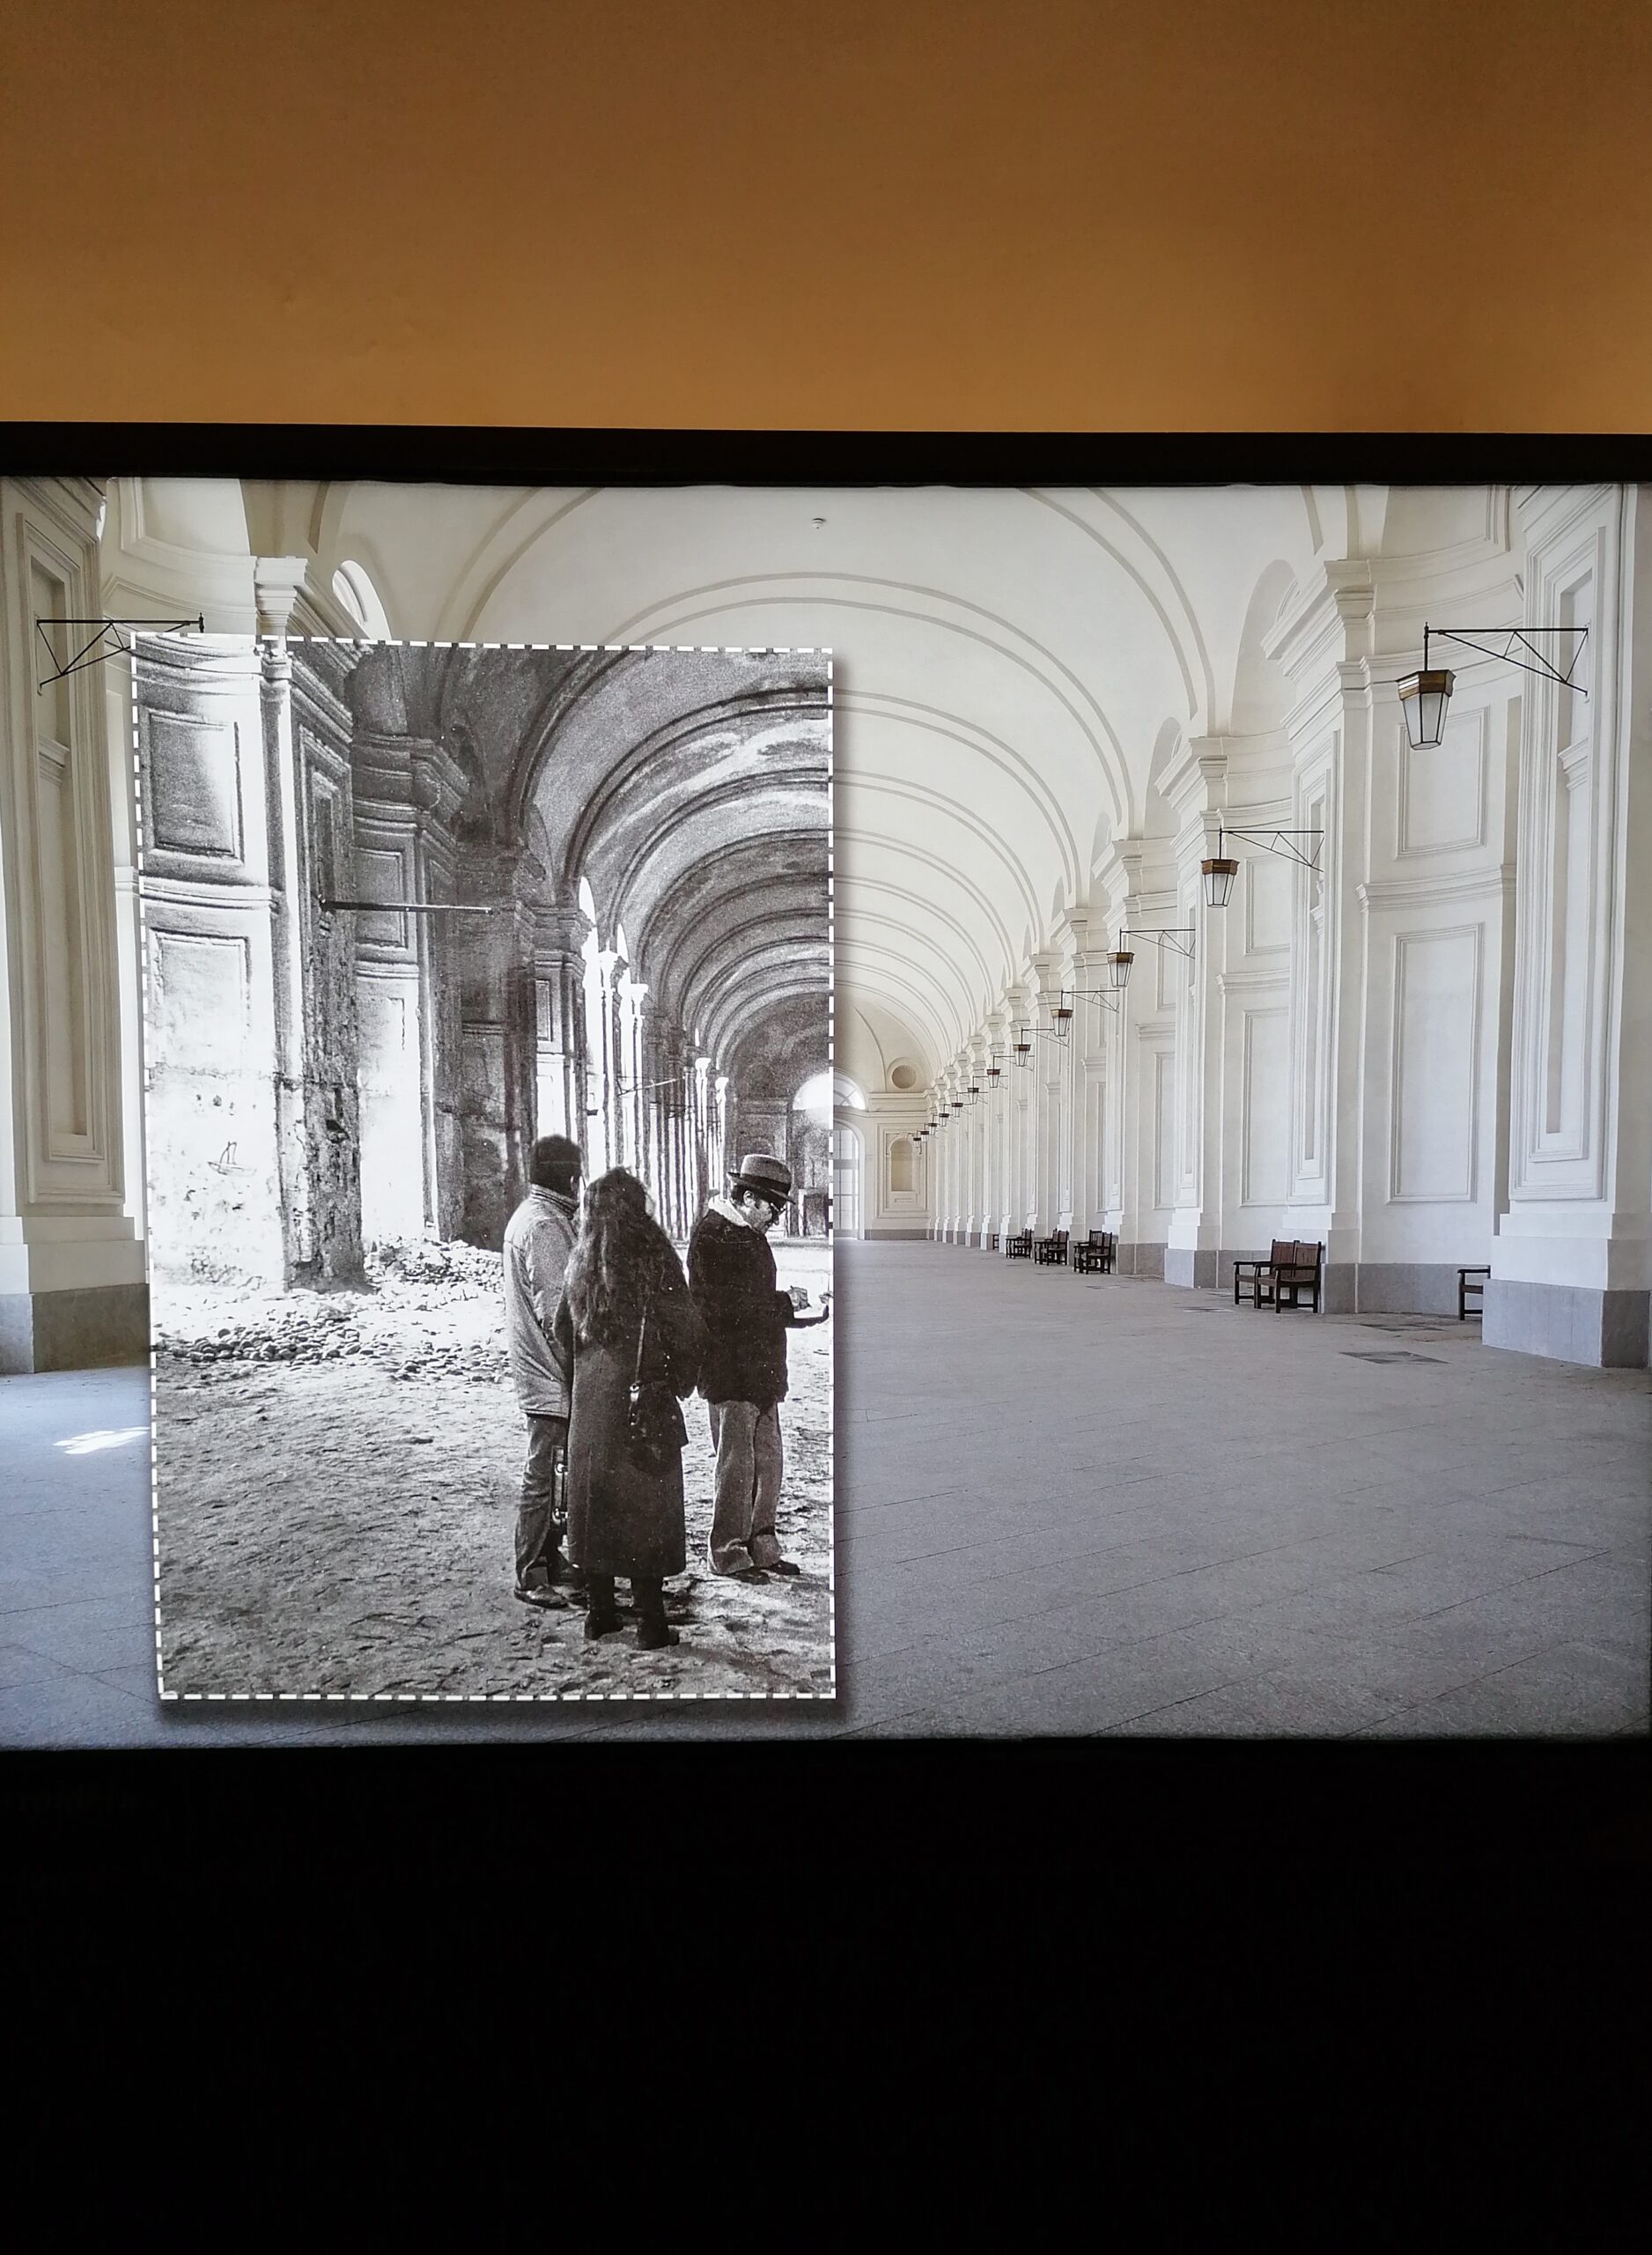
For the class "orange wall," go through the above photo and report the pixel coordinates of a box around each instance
[3,0,1650,433]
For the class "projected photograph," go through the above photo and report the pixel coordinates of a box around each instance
[137,635,833,1698]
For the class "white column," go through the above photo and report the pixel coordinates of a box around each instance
[978,1010,1008,1243]
[1270,563,1378,1312]
[252,560,320,1277]
[0,477,146,1369]
[1001,982,1031,1233]
[1486,482,1652,1364]
[1162,739,1228,1289]
[1028,953,1063,1232]
[1069,938,1112,1240]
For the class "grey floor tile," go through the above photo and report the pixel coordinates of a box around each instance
[5,1249,1650,1743]
[0,1671,155,1748]
[0,1641,77,1693]
[7,1600,160,1675]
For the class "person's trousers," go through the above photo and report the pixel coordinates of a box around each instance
[515,1414,569,1587]
[707,1400,785,1573]
[586,1572,666,1630]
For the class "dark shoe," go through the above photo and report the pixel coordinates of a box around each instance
[584,1610,623,1641]
[722,1564,768,1582]
[514,1579,567,1609]
[636,1618,680,1651]
[761,1557,802,1577]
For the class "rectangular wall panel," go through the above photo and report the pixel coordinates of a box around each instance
[151,929,251,1070]
[1397,705,1486,858]
[1243,851,1291,954]
[1390,926,1480,1201]
[36,747,90,1142]
[1241,1006,1289,1206]
[1153,1046,1175,1209]
[146,712,243,860]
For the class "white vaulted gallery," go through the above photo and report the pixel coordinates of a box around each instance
[2,473,1648,1740]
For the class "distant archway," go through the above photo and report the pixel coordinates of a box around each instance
[833,1123,864,1238]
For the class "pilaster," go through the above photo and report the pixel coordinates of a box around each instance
[1485,482,1652,1364]
[1162,739,1228,1288]
[0,477,146,1367]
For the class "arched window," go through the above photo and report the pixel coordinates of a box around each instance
[796,1068,865,1114]
[833,1124,863,1237]
[798,1064,865,1118]
[889,1135,914,1194]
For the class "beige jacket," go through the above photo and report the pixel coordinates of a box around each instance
[503,1187,579,1417]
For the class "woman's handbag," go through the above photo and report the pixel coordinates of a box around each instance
[625,1290,690,1475]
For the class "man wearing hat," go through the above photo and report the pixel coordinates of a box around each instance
[502,1132,584,1606]
[688,1150,830,1578]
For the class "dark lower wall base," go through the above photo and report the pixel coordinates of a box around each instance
[1118,1242,1166,1280]
[1484,1280,1650,1369]
[1352,1263,1472,1318]
[1164,1247,1220,1290]
[1173,1255,1473,1317]
[0,1283,151,1375]
[862,1226,932,1240]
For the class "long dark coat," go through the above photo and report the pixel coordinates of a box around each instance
[687,1207,800,1408]
[550,1239,705,1581]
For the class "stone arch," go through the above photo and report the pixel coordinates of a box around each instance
[330,559,392,640]
[1144,717,1184,839]
[1230,560,1299,736]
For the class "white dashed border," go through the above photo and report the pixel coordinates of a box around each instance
[135,634,837,1705]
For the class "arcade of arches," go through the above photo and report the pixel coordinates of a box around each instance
[3,476,1650,1371]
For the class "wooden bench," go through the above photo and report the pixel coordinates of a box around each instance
[1458,1265,1491,1320]
[1004,1230,1033,1260]
[1235,1238,1324,1312]
[1071,1228,1117,1275]
[1272,1238,1324,1313]
[1034,1228,1069,1267]
[984,1231,999,1252]
[1234,1241,1293,1307]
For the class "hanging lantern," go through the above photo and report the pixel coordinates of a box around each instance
[1106,949,1133,990]
[966,1083,981,1103]
[1398,667,1454,750]
[1012,1024,1033,1060]
[985,1064,1001,1085]
[1201,855,1240,909]
[1053,993,1074,1031]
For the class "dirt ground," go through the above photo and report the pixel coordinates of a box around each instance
[151,1238,833,1700]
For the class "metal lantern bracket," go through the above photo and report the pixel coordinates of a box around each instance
[37,613,205,690]
[1118,926,1197,959]
[1065,984,1120,1017]
[1422,622,1589,693]
[1209,827,1323,876]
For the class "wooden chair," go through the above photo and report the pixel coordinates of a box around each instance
[985,1231,999,1252]
[1034,1228,1069,1267]
[1235,1240,1295,1308]
[1071,1228,1117,1275]
[1005,1230,1033,1260]
[1272,1238,1324,1314]
[1457,1265,1491,1320]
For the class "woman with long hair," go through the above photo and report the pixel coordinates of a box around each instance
[550,1168,705,1649]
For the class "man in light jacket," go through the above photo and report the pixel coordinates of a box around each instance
[688,1151,830,1580]
[503,1134,583,1606]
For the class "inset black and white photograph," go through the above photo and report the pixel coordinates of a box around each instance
[136,636,833,1698]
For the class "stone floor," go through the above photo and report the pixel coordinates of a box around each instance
[1,1242,1647,1742]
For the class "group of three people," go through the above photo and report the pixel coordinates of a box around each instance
[502,1135,828,1650]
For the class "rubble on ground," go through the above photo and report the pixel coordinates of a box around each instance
[153,1237,511,1381]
